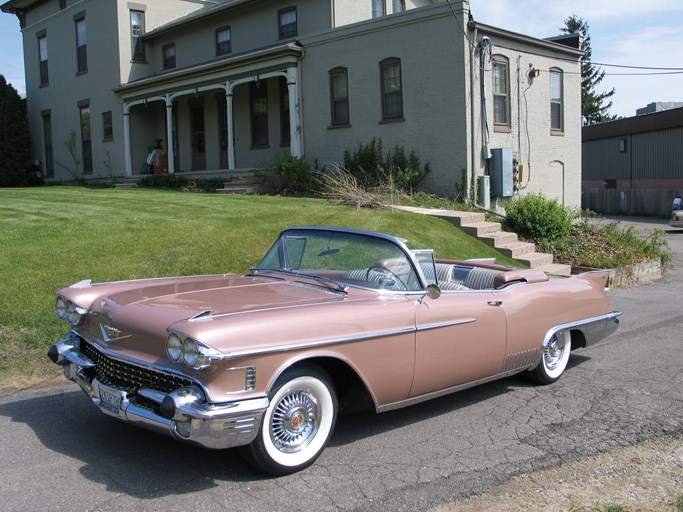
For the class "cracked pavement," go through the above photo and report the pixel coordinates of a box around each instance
[0,217,681,511]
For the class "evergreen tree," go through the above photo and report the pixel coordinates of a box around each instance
[561,16,616,125]
[0,75,31,186]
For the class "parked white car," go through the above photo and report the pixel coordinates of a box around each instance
[671,197,683,228]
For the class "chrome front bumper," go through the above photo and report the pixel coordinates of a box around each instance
[49,335,268,450]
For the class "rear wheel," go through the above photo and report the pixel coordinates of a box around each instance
[528,330,571,385]
[242,365,337,476]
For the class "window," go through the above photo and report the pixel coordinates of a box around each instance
[79,103,93,174]
[75,16,87,73]
[492,56,509,127]
[42,111,54,178]
[250,81,269,147]
[102,111,113,141]
[216,26,231,55]
[550,68,563,132]
[392,0,405,13]
[372,0,385,18]
[278,7,297,39]
[130,10,145,61]
[163,43,176,69]
[38,33,48,86]
[380,58,403,120]
[279,77,290,146]
[59,0,66,10]
[329,67,349,126]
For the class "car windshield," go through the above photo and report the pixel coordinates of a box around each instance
[255,228,423,291]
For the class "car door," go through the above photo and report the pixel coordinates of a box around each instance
[409,290,507,398]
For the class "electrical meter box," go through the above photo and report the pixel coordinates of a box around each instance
[490,148,514,197]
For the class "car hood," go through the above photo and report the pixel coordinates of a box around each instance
[63,274,355,348]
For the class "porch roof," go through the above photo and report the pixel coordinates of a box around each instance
[115,42,303,101]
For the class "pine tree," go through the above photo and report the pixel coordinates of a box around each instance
[561,16,616,125]
[0,75,31,186]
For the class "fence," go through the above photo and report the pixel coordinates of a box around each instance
[582,188,683,217]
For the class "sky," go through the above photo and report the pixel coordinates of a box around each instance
[1,1,682,119]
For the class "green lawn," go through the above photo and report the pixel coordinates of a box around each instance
[0,187,517,391]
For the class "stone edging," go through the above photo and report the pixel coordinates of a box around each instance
[573,258,663,289]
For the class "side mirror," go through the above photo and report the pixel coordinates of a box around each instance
[425,284,441,300]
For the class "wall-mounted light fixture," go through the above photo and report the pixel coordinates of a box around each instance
[528,65,540,79]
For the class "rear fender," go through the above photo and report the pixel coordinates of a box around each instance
[571,270,611,290]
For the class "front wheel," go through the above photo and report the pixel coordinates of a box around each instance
[528,330,571,385]
[242,365,337,476]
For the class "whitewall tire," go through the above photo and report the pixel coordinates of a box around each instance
[243,365,337,476]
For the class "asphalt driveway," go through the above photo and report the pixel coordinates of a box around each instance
[1,216,681,511]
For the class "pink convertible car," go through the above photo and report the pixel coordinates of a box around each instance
[48,226,621,475]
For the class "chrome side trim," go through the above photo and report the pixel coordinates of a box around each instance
[543,311,622,348]
[378,368,524,413]
[222,326,416,359]
[416,318,476,332]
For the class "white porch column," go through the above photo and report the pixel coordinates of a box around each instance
[286,67,302,158]
[226,85,235,169]
[165,97,175,175]
[123,106,132,177]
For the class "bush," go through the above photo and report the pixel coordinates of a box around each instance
[0,75,31,187]
[503,193,577,246]
[257,155,317,196]
[342,138,430,192]
[552,220,671,269]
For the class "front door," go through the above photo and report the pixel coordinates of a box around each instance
[410,291,507,397]
[190,103,206,171]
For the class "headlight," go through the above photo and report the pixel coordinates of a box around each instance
[56,296,87,325]
[55,297,66,320]
[166,333,183,362]
[167,332,220,370]
[182,339,199,367]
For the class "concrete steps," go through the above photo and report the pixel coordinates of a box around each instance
[215,173,260,195]
[391,205,572,277]
[114,177,138,188]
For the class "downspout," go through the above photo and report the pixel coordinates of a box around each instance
[480,37,492,162]
[468,24,478,201]
[517,55,522,161]
[296,42,306,158]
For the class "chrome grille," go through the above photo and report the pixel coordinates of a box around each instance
[80,339,194,393]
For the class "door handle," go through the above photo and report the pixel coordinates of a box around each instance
[487,300,502,307]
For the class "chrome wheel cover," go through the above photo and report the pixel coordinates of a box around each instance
[543,333,565,371]
[269,389,320,453]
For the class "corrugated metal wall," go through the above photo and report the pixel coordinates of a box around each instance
[582,137,630,180]
[631,127,683,180]
[583,127,683,181]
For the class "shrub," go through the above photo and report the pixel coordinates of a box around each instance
[257,155,317,196]
[0,75,31,187]
[342,138,430,192]
[503,193,577,246]
[552,220,671,269]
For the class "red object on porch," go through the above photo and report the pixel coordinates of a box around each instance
[153,166,168,174]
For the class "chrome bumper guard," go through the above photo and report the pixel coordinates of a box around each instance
[48,335,268,450]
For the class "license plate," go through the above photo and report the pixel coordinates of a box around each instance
[99,386,123,416]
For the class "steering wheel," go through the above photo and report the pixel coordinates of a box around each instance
[366,265,408,290]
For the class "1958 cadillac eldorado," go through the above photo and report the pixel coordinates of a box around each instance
[48,226,621,475]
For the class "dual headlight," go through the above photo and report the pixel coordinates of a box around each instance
[55,296,88,325]
[166,332,222,370]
